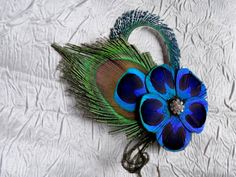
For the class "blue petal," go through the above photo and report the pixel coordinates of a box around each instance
[114,68,147,112]
[139,94,170,133]
[146,64,176,100]
[176,68,207,100]
[157,116,192,152]
[180,97,208,133]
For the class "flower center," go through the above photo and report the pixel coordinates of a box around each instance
[169,98,184,115]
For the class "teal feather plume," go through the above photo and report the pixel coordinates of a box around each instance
[110,10,180,69]
[51,38,155,139]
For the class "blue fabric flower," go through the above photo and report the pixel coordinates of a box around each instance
[140,64,208,151]
[115,64,208,152]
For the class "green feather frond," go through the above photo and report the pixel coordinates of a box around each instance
[110,10,180,69]
[64,38,155,71]
[51,38,154,139]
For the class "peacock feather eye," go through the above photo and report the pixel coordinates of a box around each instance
[179,74,202,97]
[114,68,147,112]
[150,66,174,93]
[162,123,186,150]
[176,68,207,100]
[140,98,164,126]
[157,116,191,151]
[179,98,208,133]
[186,102,207,128]
[139,94,170,133]
[146,64,176,101]
[117,73,144,103]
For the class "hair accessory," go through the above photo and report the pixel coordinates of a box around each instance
[52,10,208,176]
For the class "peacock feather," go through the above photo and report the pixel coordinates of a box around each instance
[52,10,208,176]
[51,38,155,140]
[110,10,180,69]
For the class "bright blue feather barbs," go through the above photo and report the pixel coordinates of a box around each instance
[52,9,208,175]
[115,64,208,151]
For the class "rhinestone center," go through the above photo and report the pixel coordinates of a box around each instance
[169,98,184,115]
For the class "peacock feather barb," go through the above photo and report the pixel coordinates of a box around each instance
[110,10,180,70]
[52,10,208,176]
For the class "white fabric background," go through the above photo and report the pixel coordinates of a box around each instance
[0,0,236,176]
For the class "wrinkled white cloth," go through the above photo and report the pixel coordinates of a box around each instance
[0,0,236,176]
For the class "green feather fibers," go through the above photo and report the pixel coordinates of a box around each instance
[51,38,156,139]
[110,10,180,69]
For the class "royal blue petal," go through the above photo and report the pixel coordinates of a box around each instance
[176,68,207,100]
[157,116,192,151]
[139,94,170,133]
[180,97,208,133]
[146,64,176,101]
[114,68,147,112]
